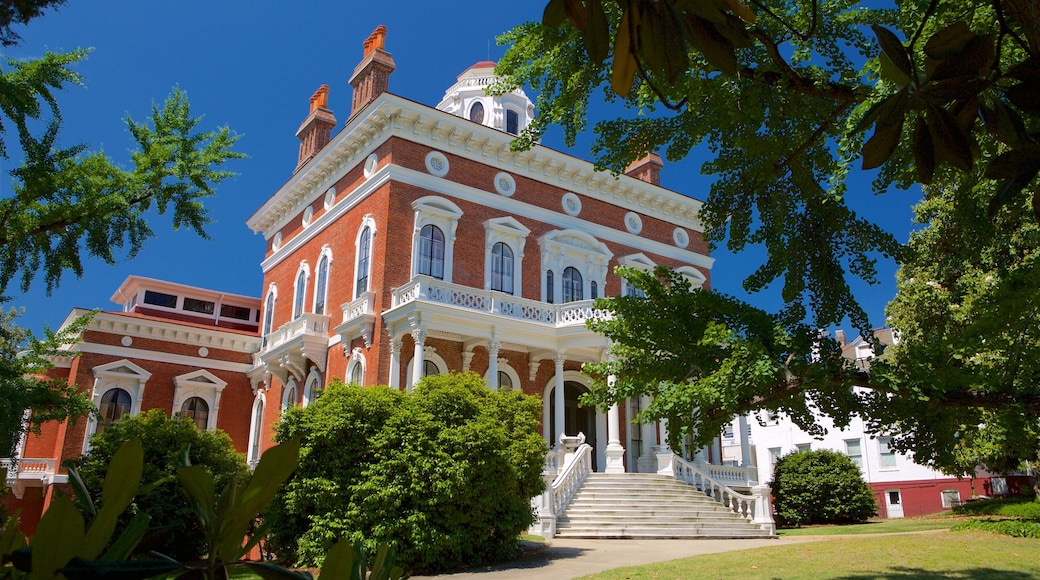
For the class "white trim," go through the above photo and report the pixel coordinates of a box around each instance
[425,151,450,177]
[172,369,226,431]
[292,262,310,319]
[347,347,366,385]
[540,229,612,303]
[674,266,707,289]
[494,172,516,197]
[412,196,462,283]
[353,216,377,299]
[73,342,256,373]
[312,246,333,316]
[484,216,530,295]
[259,164,714,274]
[405,347,447,387]
[247,392,266,467]
[485,360,521,392]
[302,367,322,407]
[624,212,643,234]
[84,360,152,452]
[282,376,299,410]
[562,192,582,216]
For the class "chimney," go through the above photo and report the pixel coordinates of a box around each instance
[835,329,846,346]
[625,153,663,186]
[349,25,396,119]
[296,84,336,171]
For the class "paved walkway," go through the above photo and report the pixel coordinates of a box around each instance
[414,537,823,580]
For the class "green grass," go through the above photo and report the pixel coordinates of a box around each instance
[777,515,955,536]
[580,530,1040,579]
[954,498,1040,518]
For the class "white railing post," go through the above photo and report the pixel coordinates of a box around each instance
[671,455,775,535]
[752,484,776,534]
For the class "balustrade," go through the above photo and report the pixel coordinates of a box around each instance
[672,455,774,533]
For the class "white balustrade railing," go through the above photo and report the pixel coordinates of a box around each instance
[699,463,757,487]
[392,276,607,328]
[263,312,330,350]
[550,444,593,514]
[342,292,375,324]
[1,458,57,480]
[673,455,775,534]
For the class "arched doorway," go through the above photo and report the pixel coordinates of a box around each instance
[548,380,599,471]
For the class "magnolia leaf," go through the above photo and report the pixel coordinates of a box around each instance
[241,561,315,579]
[1007,56,1040,82]
[99,512,150,562]
[980,101,1028,147]
[924,21,975,59]
[1033,187,1040,223]
[928,35,994,82]
[872,25,912,82]
[1005,80,1040,116]
[319,539,360,579]
[922,77,985,101]
[879,51,911,88]
[611,9,639,97]
[724,0,756,23]
[563,0,587,32]
[542,0,567,27]
[987,176,1032,218]
[60,557,184,580]
[927,105,974,171]
[583,0,610,63]
[101,438,143,512]
[684,14,739,75]
[176,464,216,529]
[913,115,935,184]
[862,123,903,170]
[984,145,1040,181]
[32,495,84,578]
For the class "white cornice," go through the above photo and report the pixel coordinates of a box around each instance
[260,164,714,273]
[247,93,706,239]
[72,343,255,373]
[73,310,262,353]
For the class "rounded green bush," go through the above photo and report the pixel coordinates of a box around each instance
[76,409,248,560]
[770,449,878,527]
[267,373,547,572]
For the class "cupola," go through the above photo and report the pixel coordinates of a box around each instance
[436,61,535,136]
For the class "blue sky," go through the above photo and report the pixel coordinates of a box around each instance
[1,1,914,337]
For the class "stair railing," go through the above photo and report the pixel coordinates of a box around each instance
[550,443,593,514]
[672,455,776,534]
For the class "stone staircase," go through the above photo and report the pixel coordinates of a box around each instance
[555,473,774,538]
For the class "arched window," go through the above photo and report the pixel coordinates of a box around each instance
[249,397,265,467]
[418,225,445,279]
[356,226,371,298]
[546,270,555,304]
[97,388,131,434]
[424,360,439,377]
[590,280,598,300]
[180,397,209,430]
[303,369,322,407]
[506,110,519,135]
[498,371,513,391]
[293,268,307,319]
[562,266,583,303]
[262,289,276,347]
[314,254,329,315]
[349,362,364,385]
[490,242,514,294]
[282,378,298,411]
[469,101,484,124]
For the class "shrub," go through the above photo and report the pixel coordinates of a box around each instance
[770,449,877,527]
[75,409,248,561]
[954,498,1040,518]
[951,518,1040,538]
[268,373,547,572]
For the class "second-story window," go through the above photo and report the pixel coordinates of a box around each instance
[490,242,514,294]
[293,269,307,319]
[546,270,554,304]
[506,110,519,135]
[314,255,329,316]
[563,266,583,303]
[262,289,276,346]
[418,225,445,279]
[357,226,371,297]
[180,397,209,430]
[97,388,131,434]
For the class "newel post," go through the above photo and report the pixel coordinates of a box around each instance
[752,483,776,535]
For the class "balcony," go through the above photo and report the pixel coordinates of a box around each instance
[390,276,610,329]
[257,312,330,383]
[1,458,64,498]
[334,292,377,348]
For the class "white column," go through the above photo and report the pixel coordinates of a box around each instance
[487,340,501,391]
[553,353,566,445]
[604,377,625,472]
[655,416,675,475]
[409,327,426,390]
[638,395,657,473]
[739,414,752,467]
[388,334,402,390]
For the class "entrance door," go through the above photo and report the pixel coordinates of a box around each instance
[884,489,904,518]
[549,381,598,470]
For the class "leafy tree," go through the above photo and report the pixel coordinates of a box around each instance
[497,1,1040,473]
[770,449,878,527]
[75,409,248,561]
[268,374,547,573]
[0,0,64,46]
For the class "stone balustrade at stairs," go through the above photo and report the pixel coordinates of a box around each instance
[554,473,776,539]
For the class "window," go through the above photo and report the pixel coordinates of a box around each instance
[590,280,598,300]
[769,447,782,469]
[248,397,265,467]
[941,489,961,509]
[469,101,484,124]
[722,424,735,440]
[303,369,322,407]
[180,397,209,430]
[888,490,901,505]
[562,267,583,302]
[221,304,252,321]
[424,360,439,377]
[282,378,298,411]
[293,267,308,319]
[546,270,554,304]
[350,362,364,385]
[506,109,519,135]
[625,285,645,298]
[846,438,863,468]
[418,225,445,278]
[262,288,276,347]
[97,388,131,434]
[314,254,329,316]
[878,436,897,469]
[143,290,177,309]
[490,242,514,294]
[498,371,513,391]
[796,443,812,453]
[183,297,215,314]
[356,226,371,297]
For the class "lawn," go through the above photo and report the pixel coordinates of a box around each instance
[777,515,955,536]
[579,530,1040,579]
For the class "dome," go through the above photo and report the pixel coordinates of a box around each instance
[436,61,535,136]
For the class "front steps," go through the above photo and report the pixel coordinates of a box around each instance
[555,473,774,539]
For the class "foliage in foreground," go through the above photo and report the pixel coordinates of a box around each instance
[2,437,407,579]
[954,498,1040,518]
[269,373,547,572]
[951,518,1040,538]
[770,449,877,527]
[75,409,248,561]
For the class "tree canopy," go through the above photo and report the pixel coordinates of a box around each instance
[496,0,1040,476]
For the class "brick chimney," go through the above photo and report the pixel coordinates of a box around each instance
[835,329,847,345]
[625,153,663,186]
[296,84,336,171]
[349,25,395,119]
